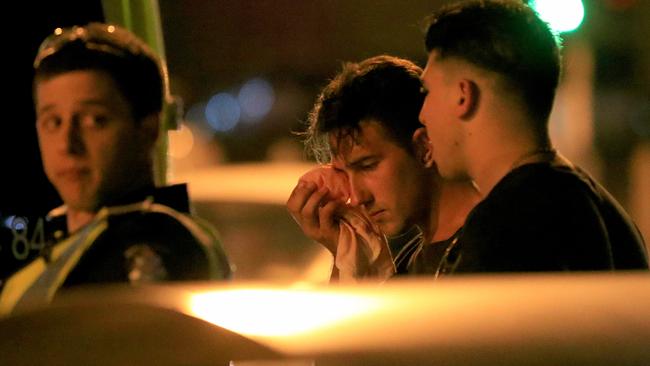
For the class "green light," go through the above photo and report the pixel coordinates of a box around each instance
[530,0,585,33]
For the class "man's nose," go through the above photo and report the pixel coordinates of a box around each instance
[348,177,371,207]
[418,108,426,126]
[61,120,86,156]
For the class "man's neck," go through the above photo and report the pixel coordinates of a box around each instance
[65,180,156,233]
[468,105,551,196]
[66,209,96,233]
[417,174,441,243]
[416,174,480,243]
[472,140,553,196]
[463,83,555,195]
[430,179,481,242]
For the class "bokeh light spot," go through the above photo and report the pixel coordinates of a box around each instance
[238,78,275,123]
[205,93,241,131]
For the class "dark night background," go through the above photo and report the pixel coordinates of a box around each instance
[1,3,104,278]
[5,3,104,217]
[2,1,648,280]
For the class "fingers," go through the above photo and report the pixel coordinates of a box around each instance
[318,200,340,254]
[318,199,339,229]
[286,180,316,223]
[301,185,331,231]
[286,180,329,232]
[286,180,341,252]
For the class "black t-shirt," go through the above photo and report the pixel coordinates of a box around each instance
[389,225,460,277]
[390,226,423,275]
[407,231,459,277]
[451,162,648,273]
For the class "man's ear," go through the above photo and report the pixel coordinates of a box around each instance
[139,113,161,146]
[456,79,479,120]
[412,127,435,168]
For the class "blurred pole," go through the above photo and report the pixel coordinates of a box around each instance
[101,0,178,186]
[630,142,650,251]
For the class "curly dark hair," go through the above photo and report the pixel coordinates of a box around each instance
[304,55,425,163]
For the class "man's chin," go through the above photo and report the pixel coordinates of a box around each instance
[61,194,99,213]
[378,223,401,237]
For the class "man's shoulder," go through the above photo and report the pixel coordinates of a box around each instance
[75,200,230,281]
[474,163,609,222]
[99,184,221,250]
[145,184,192,214]
[461,164,599,250]
[493,163,595,199]
[456,162,646,272]
[102,201,206,241]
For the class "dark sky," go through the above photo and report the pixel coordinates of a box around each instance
[4,2,105,218]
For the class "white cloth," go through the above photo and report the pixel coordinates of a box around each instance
[299,166,394,282]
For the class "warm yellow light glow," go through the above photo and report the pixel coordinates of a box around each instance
[188,289,379,337]
[168,123,195,159]
[171,162,318,205]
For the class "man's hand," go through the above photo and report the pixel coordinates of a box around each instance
[286,181,342,255]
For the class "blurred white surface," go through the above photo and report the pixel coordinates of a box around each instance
[1,272,649,365]
[171,162,331,282]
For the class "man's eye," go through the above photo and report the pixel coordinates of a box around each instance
[80,114,109,128]
[360,162,378,171]
[37,116,62,132]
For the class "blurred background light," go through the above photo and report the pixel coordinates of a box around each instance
[185,102,209,125]
[530,0,585,33]
[188,288,379,337]
[167,123,195,159]
[238,78,275,123]
[205,92,241,131]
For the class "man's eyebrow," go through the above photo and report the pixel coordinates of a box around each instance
[79,98,112,107]
[346,155,376,168]
[38,98,111,112]
[37,104,56,115]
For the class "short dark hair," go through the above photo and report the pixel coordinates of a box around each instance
[33,23,164,122]
[304,55,425,163]
[424,0,561,125]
